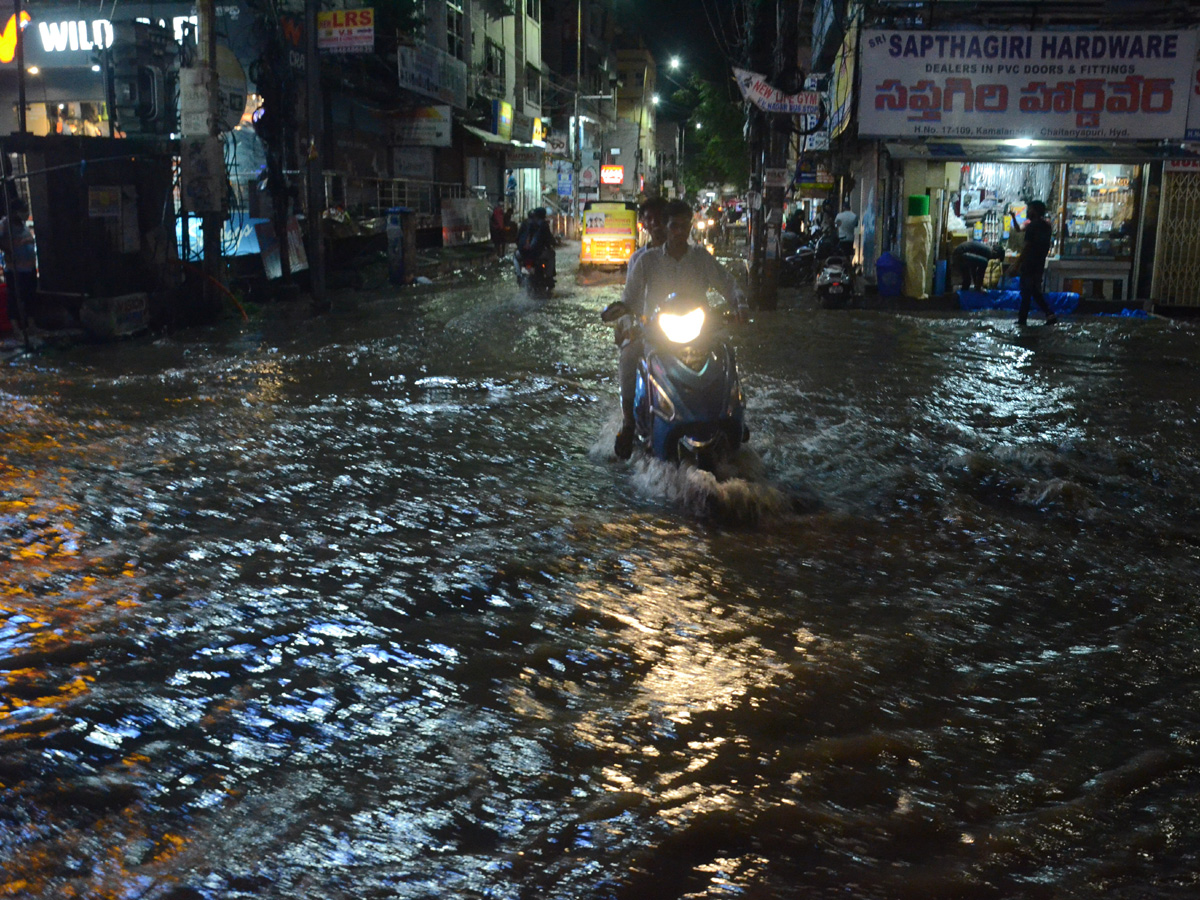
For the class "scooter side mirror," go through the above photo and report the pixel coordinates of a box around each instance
[600,301,629,323]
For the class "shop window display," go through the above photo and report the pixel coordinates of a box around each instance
[1061,163,1138,260]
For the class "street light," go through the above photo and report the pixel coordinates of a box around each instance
[670,56,681,70]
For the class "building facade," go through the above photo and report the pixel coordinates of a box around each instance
[807,0,1200,308]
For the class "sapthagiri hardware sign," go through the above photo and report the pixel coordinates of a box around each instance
[858,28,1198,141]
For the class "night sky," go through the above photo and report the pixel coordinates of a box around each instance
[624,0,742,86]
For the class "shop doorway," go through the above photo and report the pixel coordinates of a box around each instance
[1152,171,1200,307]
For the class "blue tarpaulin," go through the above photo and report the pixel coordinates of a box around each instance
[957,289,1080,315]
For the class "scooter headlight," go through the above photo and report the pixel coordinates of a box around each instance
[658,307,705,344]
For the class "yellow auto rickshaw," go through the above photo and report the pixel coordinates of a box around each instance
[580,201,638,269]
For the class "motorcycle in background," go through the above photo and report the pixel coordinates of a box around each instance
[514,250,555,298]
[815,256,856,308]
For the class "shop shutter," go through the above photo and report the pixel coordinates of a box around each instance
[1154,173,1200,307]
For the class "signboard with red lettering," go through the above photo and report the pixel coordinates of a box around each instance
[859,28,1197,141]
[1165,155,1200,171]
[318,8,374,53]
[600,164,624,185]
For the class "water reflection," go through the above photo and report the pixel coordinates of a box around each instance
[3,279,1200,898]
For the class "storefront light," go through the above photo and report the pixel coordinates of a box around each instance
[27,66,38,75]
[1004,138,1035,149]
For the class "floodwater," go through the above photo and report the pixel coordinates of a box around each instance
[2,246,1199,899]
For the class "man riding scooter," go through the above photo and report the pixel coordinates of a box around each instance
[614,199,748,460]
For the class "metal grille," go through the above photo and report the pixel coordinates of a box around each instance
[1154,172,1200,306]
[322,176,467,224]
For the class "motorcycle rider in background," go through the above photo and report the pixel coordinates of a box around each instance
[515,207,556,279]
[613,198,748,460]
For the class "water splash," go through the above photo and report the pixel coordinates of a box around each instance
[590,412,812,525]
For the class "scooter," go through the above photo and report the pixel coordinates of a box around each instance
[514,250,555,298]
[601,293,747,471]
[815,255,855,308]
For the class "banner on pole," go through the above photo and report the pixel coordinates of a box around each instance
[733,67,822,115]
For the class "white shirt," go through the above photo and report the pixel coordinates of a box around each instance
[626,242,656,274]
[835,209,857,241]
[622,243,747,318]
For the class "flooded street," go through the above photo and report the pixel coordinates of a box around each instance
[3,246,1200,899]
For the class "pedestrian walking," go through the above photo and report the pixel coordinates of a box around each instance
[1011,200,1058,326]
[491,202,507,256]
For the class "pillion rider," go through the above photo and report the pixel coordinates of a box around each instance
[613,198,749,460]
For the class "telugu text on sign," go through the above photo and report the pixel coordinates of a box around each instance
[858,28,1197,140]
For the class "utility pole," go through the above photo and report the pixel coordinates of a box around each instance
[13,0,25,134]
[198,0,224,313]
[744,0,797,311]
[572,0,582,237]
[305,0,325,307]
[744,0,769,309]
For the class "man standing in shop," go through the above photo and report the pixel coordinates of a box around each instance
[1012,200,1058,326]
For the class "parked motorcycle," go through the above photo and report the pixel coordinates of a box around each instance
[601,293,747,471]
[781,227,842,288]
[815,255,855,308]
[781,244,817,286]
[514,250,555,298]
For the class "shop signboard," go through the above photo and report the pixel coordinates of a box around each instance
[506,147,543,169]
[317,8,374,53]
[1188,58,1200,140]
[600,164,624,185]
[398,42,468,109]
[764,167,789,188]
[492,99,513,141]
[829,26,857,139]
[393,146,434,180]
[512,111,535,144]
[859,28,1198,141]
[2,3,257,69]
[557,167,573,197]
[392,105,451,147]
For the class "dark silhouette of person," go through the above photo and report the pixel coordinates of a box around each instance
[1012,200,1058,326]
[951,240,1004,291]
